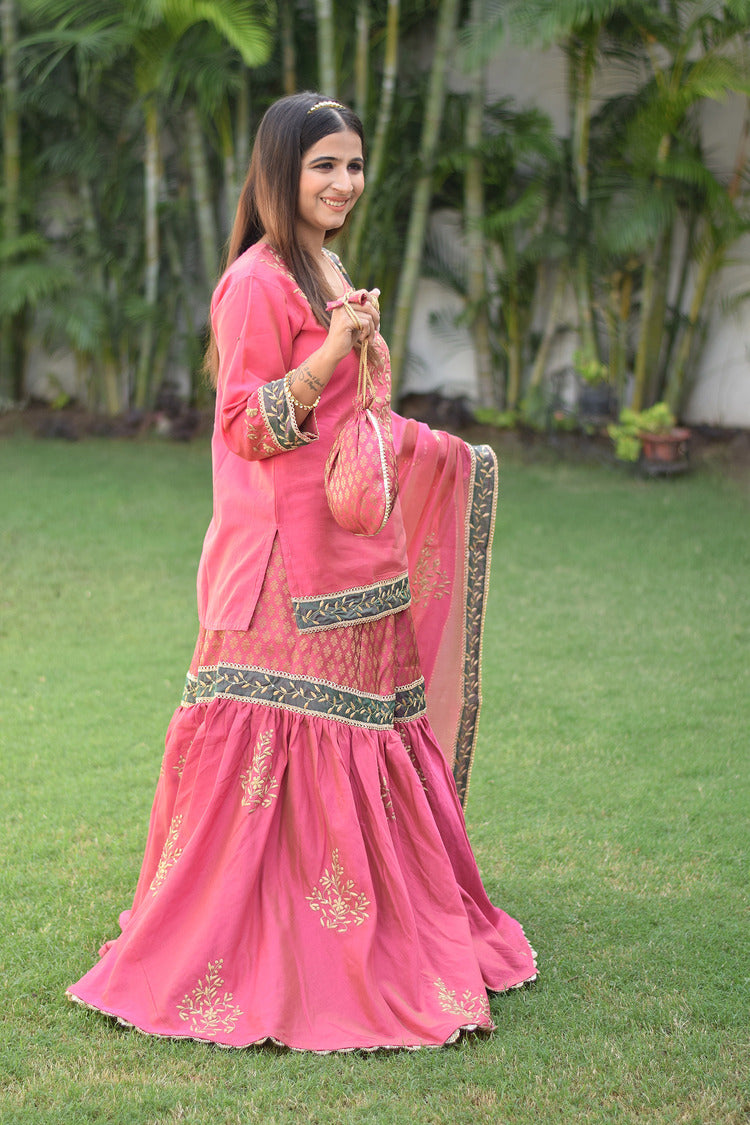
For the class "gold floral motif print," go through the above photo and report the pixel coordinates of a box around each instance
[306,849,370,933]
[149,814,184,895]
[176,959,243,1037]
[240,729,279,812]
[399,728,428,794]
[172,754,187,778]
[434,978,491,1024]
[379,771,396,821]
[411,532,451,605]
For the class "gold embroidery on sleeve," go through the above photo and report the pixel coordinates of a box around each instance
[306,849,370,932]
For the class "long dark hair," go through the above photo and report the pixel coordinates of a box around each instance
[205,92,364,385]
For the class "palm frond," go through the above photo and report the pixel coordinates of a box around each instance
[484,184,547,235]
[0,261,73,317]
[147,0,274,67]
[0,233,49,261]
[597,188,677,256]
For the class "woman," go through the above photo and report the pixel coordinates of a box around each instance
[67,92,537,1052]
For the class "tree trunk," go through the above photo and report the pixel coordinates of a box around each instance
[528,266,568,391]
[355,0,369,121]
[280,0,297,96]
[347,0,400,276]
[463,0,494,407]
[185,104,219,287]
[665,235,722,412]
[134,98,161,410]
[501,233,522,409]
[1,0,21,399]
[79,177,122,415]
[568,29,599,364]
[315,0,337,96]
[235,70,251,183]
[217,100,238,236]
[389,0,461,396]
[631,131,671,411]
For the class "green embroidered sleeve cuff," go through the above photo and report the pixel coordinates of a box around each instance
[245,377,319,457]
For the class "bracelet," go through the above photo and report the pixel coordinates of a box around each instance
[284,369,320,412]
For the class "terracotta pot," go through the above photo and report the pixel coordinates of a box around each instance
[638,427,691,462]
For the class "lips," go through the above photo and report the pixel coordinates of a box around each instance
[321,196,350,210]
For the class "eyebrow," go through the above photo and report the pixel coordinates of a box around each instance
[307,155,364,164]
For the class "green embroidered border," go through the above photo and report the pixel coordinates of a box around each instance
[292,573,411,633]
[258,378,316,451]
[453,444,498,807]
[182,664,426,729]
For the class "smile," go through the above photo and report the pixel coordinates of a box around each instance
[320,197,350,210]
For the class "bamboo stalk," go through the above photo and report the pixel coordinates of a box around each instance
[280,0,297,96]
[1,0,20,398]
[665,238,721,411]
[134,98,160,410]
[389,0,461,395]
[347,0,400,275]
[185,105,219,287]
[464,0,494,407]
[355,0,370,122]
[528,266,568,391]
[315,0,337,96]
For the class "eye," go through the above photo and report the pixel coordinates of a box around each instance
[313,161,334,171]
[349,163,364,174]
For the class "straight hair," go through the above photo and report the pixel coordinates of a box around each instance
[205,92,364,385]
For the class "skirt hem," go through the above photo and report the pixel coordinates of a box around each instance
[65,967,538,1055]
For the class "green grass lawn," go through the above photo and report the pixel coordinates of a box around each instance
[1,434,748,1125]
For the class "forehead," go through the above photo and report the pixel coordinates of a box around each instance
[303,130,363,161]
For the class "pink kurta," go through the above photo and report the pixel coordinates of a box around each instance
[66,242,537,1051]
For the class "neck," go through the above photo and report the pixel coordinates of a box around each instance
[297,228,326,257]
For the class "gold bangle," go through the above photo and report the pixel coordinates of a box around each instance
[284,369,320,412]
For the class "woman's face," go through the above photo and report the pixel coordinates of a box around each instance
[296,129,364,247]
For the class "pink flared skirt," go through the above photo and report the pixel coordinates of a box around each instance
[67,541,536,1052]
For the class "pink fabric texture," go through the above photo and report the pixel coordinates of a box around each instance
[68,545,536,1051]
[66,243,537,1051]
[197,243,409,632]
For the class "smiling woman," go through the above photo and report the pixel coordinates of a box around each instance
[66,92,537,1053]
[296,132,365,251]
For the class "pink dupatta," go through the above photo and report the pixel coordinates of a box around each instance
[392,414,498,805]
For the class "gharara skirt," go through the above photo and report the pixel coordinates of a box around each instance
[67,539,537,1052]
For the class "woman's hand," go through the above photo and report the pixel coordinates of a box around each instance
[285,288,382,426]
[325,289,380,363]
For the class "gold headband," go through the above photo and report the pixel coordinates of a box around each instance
[307,100,344,115]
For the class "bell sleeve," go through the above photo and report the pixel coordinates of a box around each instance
[212,273,319,461]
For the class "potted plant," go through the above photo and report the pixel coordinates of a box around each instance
[608,403,691,466]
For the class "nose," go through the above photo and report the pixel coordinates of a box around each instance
[331,166,354,194]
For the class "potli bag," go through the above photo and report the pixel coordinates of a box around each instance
[324,290,398,536]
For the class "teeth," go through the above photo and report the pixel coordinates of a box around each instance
[322,198,347,208]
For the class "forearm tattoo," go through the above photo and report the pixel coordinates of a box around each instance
[289,361,323,395]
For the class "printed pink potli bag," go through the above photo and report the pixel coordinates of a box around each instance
[324,290,398,536]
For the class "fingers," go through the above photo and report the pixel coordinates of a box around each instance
[327,288,381,351]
